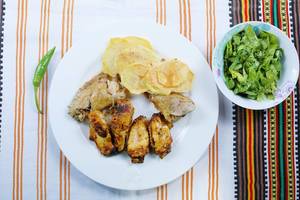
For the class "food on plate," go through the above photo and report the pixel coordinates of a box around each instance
[148,113,172,158]
[127,116,150,163]
[68,37,196,164]
[110,99,134,152]
[68,73,129,122]
[119,63,151,94]
[89,127,115,156]
[144,59,194,95]
[115,46,160,73]
[102,36,155,76]
[147,93,196,122]
[101,36,194,95]
[224,25,283,100]
[120,58,194,95]
[88,111,115,156]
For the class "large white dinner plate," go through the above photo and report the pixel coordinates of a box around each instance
[49,21,219,190]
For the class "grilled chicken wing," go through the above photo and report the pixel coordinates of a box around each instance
[147,93,196,122]
[110,99,134,152]
[68,73,129,122]
[127,116,149,163]
[148,113,172,158]
[88,111,114,156]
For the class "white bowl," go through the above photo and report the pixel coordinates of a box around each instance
[212,21,299,110]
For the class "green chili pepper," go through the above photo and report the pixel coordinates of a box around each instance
[33,46,56,114]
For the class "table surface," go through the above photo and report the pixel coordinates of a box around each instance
[0,0,299,200]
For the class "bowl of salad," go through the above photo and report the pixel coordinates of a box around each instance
[212,21,299,110]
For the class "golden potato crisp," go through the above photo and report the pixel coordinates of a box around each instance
[119,63,150,94]
[101,37,194,95]
[143,59,194,94]
[115,46,160,73]
[156,59,194,92]
[102,36,154,76]
[143,71,171,95]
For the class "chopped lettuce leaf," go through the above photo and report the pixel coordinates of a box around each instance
[223,25,283,101]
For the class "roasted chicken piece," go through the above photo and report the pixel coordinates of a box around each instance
[147,93,196,122]
[127,116,150,163]
[68,73,129,122]
[110,99,134,152]
[88,111,114,156]
[148,113,172,158]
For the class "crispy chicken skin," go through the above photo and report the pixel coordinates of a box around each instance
[147,93,196,122]
[68,73,129,122]
[127,116,150,163]
[148,113,172,158]
[88,110,110,137]
[88,111,114,156]
[110,99,134,152]
[89,127,115,156]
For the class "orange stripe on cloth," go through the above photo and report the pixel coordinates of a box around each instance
[190,168,193,200]
[66,0,71,50]
[163,0,166,25]
[181,1,194,199]
[37,0,44,199]
[206,0,218,198]
[44,1,51,199]
[60,1,68,199]
[182,0,187,37]
[186,170,189,200]
[246,110,255,200]
[215,128,219,200]
[161,185,164,200]
[21,4,29,198]
[178,0,183,34]
[59,151,63,200]
[64,157,67,200]
[13,0,28,199]
[61,0,67,58]
[36,0,44,198]
[159,0,163,24]
[36,0,52,198]
[187,0,191,40]
[156,0,159,23]
[182,175,185,200]
[211,137,215,200]
[59,0,74,199]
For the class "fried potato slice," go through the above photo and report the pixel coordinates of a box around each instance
[143,59,194,95]
[156,59,194,92]
[115,46,159,72]
[119,63,150,94]
[102,36,154,76]
[143,70,171,95]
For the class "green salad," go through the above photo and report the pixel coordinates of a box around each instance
[224,25,283,100]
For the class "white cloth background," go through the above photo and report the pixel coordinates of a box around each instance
[0,0,234,199]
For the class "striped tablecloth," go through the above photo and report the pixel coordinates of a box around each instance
[0,0,299,200]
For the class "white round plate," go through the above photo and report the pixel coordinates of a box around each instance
[49,21,218,190]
